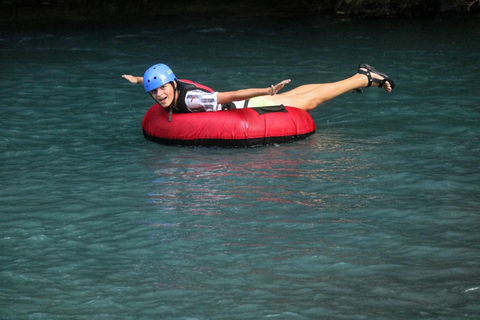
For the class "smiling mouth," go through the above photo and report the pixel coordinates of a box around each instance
[157,96,168,104]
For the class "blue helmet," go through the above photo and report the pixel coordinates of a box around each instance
[143,64,177,92]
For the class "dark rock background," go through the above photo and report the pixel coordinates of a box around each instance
[1,0,479,29]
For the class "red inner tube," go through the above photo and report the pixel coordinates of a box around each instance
[142,103,316,147]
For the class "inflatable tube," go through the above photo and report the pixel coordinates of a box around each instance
[142,103,316,147]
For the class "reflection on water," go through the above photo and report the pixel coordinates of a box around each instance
[145,133,394,220]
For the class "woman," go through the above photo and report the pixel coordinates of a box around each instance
[122,63,394,113]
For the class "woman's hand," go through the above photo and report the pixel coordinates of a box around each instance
[122,75,142,84]
[269,79,291,95]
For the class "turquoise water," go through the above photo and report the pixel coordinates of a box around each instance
[1,13,480,319]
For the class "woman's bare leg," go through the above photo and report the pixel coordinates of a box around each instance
[267,67,393,111]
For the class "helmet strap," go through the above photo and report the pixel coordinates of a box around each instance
[168,81,177,107]
[167,81,177,122]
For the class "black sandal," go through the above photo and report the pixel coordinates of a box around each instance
[358,64,395,90]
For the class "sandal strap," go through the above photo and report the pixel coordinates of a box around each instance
[372,77,386,89]
[358,64,394,90]
[357,68,373,87]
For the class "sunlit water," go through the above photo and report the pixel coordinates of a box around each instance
[1,13,480,320]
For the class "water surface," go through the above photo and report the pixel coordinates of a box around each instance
[1,13,480,320]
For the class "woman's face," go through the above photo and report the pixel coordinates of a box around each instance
[149,82,175,108]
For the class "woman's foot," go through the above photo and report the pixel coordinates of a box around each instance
[358,64,395,93]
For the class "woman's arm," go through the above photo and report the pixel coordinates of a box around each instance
[122,75,143,85]
[216,79,291,104]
